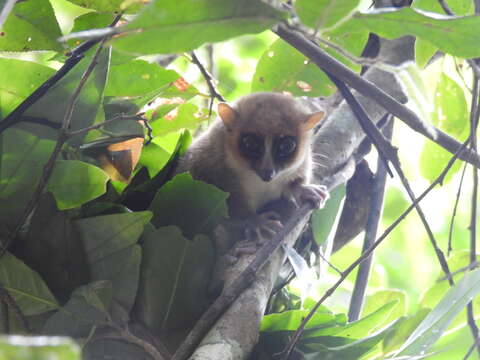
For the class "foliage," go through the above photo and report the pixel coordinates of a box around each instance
[0,0,479,359]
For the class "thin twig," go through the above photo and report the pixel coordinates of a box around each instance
[464,337,480,360]
[172,204,315,360]
[326,71,453,285]
[274,23,480,168]
[190,51,225,103]
[437,0,454,14]
[0,285,29,332]
[280,140,469,359]
[467,70,480,357]
[67,113,144,137]
[0,39,108,257]
[348,118,392,322]
[0,0,16,28]
[0,14,121,135]
[448,161,468,255]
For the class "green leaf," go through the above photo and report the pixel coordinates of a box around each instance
[362,290,406,331]
[149,173,228,240]
[138,141,170,177]
[0,336,80,359]
[350,7,480,58]
[105,60,180,97]
[65,0,144,13]
[0,128,55,200]
[261,309,337,332]
[420,73,468,183]
[48,160,109,210]
[111,0,284,55]
[0,0,62,52]
[74,211,152,311]
[151,103,210,137]
[306,301,399,339]
[395,268,480,357]
[383,309,430,354]
[0,58,55,119]
[134,226,214,332]
[21,46,110,145]
[252,39,336,97]
[415,39,438,68]
[43,281,112,337]
[295,0,360,30]
[0,252,59,316]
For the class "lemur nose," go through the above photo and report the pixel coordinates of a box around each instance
[258,169,275,182]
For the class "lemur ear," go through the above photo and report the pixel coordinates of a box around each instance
[303,111,325,131]
[218,103,237,130]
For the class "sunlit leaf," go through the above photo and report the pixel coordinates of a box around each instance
[395,268,480,357]
[65,0,144,13]
[151,103,210,137]
[295,0,360,30]
[420,73,468,183]
[0,58,55,120]
[109,0,284,55]
[0,336,80,359]
[252,39,335,97]
[0,0,62,52]
[48,160,109,209]
[350,7,480,58]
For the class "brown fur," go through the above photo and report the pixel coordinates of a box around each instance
[175,92,323,218]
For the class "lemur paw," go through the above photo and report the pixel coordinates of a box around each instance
[244,211,283,243]
[292,184,329,209]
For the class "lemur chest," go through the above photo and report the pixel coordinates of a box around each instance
[240,173,289,213]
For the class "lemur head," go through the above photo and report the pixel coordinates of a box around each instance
[218,92,324,182]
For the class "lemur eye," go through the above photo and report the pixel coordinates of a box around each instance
[239,133,263,158]
[275,136,297,159]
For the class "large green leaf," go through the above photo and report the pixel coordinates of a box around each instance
[0,252,59,316]
[134,226,214,332]
[43,281,112,337]
[21,46,110,145]
[65,0,144,13]
[48,160,109,210]
[21,194,89,303]
[0,58,55,120]
[362,290,406,331]
[151,103,210,137]
[295,0,360,30]
[350,7,480,58]
[149,173,228,240]
[0,128,55,238]
[261,309,338,332]
[74,211,151,311]
[252,39,335,97]
[420,73,468,183]
[110,0,284,55]
[305,301,399,339]
[0,0,62,52]
[395,268,480,357]
[0,336,80,359]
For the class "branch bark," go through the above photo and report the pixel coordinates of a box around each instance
[185,34,415,360]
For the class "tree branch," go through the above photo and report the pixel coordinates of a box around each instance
[274,23,480,168]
